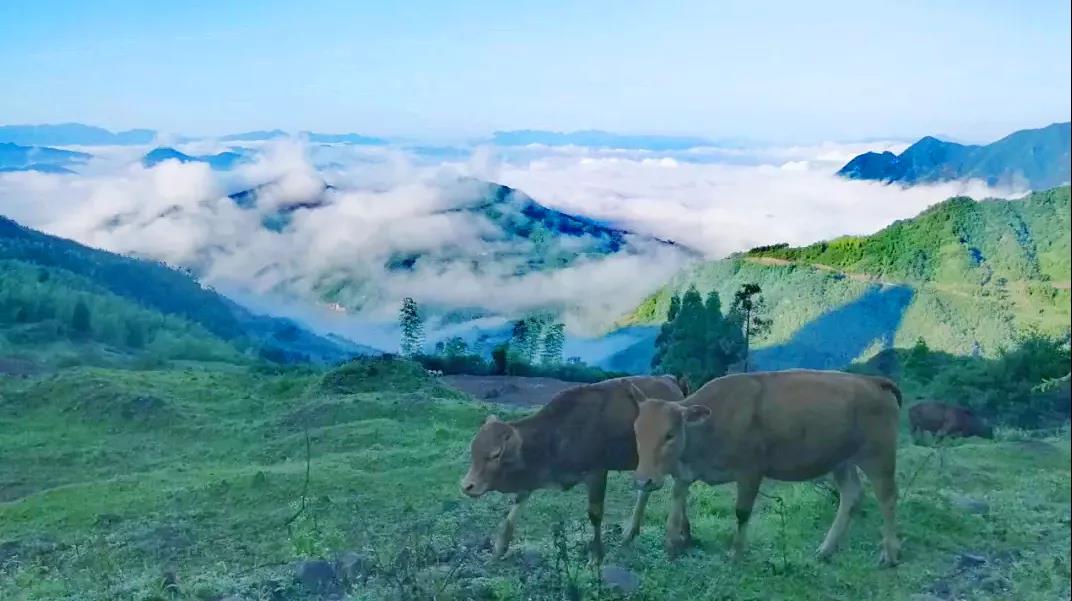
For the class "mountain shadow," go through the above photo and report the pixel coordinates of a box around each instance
[752,284,915,371]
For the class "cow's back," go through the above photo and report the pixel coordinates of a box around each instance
[528,376,679,476]
[688,370,900,480]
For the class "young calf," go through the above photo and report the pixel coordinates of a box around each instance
[632,370,902,566]
[460,375,685,560]
[909,401,993,440]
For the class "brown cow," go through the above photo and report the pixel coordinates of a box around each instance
[909,401,993,440]
[460,375,685,560]
[631,369,902,566]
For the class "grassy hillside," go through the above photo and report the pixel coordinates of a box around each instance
[622,187,1071,369]
[1,358,1068,600]
[0,215,375,363]
[0,259,244,367]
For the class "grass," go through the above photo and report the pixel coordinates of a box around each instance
[1,359,1069,600]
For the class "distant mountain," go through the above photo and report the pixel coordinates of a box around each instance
[304,132,387,145]
[218,130,387,145]
[621,186,1071,371]
[0,142,91,173]
[0,215,379,362]
[838,122,1071,190]
[491,129,715,150]
[219,129,289,142]
[142,147,248,170]
[0,123,156,146]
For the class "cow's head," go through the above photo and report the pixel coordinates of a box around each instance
[460,415,523,497]
[632,393,709,492]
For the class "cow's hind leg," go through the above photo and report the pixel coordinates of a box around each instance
[622,489,650,543]
[816,463,862,560]
[859,453,899,567]
[494,491,530,558]
[585,471,608,563]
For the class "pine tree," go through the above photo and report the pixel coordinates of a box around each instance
[125,321,145,349]
[541,322,566,366]
[730,283,772,372]
[905,337,936,383]
[71,298,92,338]
[398,297,424,356]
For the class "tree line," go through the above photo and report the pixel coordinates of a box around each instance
[397,298,624,382]
[397,283,771,387]
[651,283,771,390]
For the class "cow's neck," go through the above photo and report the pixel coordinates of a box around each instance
[493,416,555,490]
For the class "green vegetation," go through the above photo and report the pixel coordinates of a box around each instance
[624,187,1071,363]
[651,286,746,389]
[1,357,1068,600]
[854,331,1072,428]
[0,259,245,367]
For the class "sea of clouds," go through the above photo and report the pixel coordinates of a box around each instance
[0,136,1017,351]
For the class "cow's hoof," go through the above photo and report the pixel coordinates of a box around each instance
[664,539,687,558]
[587,542,604,566]
[621,527,639,545]
[815,546,833,562]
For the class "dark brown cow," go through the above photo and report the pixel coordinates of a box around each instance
[460,375,685,560]
[632,370,902,566]
[909,401,993,440]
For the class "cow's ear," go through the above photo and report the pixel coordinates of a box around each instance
[683,405,711,424]
[485,414,501,425]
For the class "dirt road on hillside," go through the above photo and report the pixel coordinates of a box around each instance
[441,374,584,407]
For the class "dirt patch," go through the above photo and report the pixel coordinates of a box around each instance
[441,375,584,407]
[921,550,1020,599]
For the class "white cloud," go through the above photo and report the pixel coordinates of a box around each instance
[0,137,1019,347]
[496,143,1015,259]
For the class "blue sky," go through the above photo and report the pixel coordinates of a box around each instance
[1,0,1069,142]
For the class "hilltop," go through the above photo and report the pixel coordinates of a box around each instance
[620,187,1071,371]
[0,142,91,174]
[142,147,248,170]
[838,122,1071,190]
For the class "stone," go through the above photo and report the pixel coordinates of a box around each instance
[600,565,641,594]
[335,551,372,584]
[956,552,987,568]
[296,559,337,592]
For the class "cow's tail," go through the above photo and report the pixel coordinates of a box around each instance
[876,377,903,407]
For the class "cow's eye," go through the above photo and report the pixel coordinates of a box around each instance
[488,451,501,461]
[664,431,675,442]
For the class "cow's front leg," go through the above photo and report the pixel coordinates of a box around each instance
[585,471,608,564]
[622,489,650,543]
[665,478,692,557]
[494,491,530,558]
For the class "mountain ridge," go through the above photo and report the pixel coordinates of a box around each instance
[838,122,1071,190]
[617,186,1071,372]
